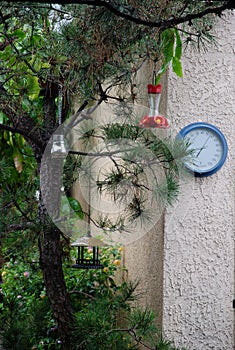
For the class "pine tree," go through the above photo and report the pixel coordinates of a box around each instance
[0,2,234,348]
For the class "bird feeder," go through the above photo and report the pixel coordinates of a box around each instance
[51,84,67,159]
[51,134,67,159]
[71,236,107,269]
[139,84,169,128]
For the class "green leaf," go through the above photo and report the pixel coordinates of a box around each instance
[172,57,183,77]
[0,45,12,61]
[31,34,43,47]
[0,110,8,124]
[12,29,26,40]
[41,62,50,68]
[6,132,13,147]
[161,29,175,63]
[26,76,40,100]
[15,133,25,149]
[68,197,84,219]
[155,61,170,84]
[158,28,183,82]
[8,55,16,66]
[174,29,182,60]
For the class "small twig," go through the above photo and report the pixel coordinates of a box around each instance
[105,327,154,350]
[69,147,133,157]
[13,200,34,222]
[3,222,35,234]
[65,100,89,132]
[0,123,19,134]
[69,290,96,299]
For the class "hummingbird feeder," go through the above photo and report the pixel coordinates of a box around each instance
[139,84,169,129]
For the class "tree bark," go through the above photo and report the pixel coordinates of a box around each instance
[38,153,75,350]
[37,82,75,350]
[38,218,74,350]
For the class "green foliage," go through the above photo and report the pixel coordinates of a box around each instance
[67,197,84,220]
[0,258,60,350]
[0,1,226,118]
[72,299,136,350]
[101,123,189,213]
[64,246,124,302]
[64,246,188,350]
[0,3,193,105]
[0,246,123,349]
[58,114,191,236]
[0,245,188,350]
[156,28,183,84]
[60,195,84,221]
[0,27,43,100]
[0,134,38,239]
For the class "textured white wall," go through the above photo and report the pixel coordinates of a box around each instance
[163,11,235,350]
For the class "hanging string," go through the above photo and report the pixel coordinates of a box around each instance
[87,162,92,238]
[152,61,157,86]
[58,84,63,126]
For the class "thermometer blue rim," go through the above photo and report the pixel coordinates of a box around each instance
[177,122,228,177]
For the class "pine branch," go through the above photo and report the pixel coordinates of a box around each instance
[65,90,110,133]
[69,148,133,157]
[3,222,35,234]
[13,200,34,223]
[104,326,154,350]
[69,290,96,300]
[3,0,234,30]
[91,0,235,29]
[65,100,89,131]
[0,123,19,134]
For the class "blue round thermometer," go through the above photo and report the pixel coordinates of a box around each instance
[178,122,228,177]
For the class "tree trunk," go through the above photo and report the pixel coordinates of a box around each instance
[38,218,74,350]
[38,151,75,349]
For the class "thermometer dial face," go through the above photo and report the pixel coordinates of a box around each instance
[178,123,228,177]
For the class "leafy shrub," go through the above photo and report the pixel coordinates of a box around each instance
[0,258,61,350]
[0,246,188,350]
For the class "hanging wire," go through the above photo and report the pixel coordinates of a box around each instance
[58,84,63,126]
[152,61,157,86]
[87,160,92,238]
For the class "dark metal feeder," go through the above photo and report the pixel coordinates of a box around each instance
[71,237,106,269]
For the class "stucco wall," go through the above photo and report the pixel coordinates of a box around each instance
[163,11,235,350]
[123,64,169,329]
